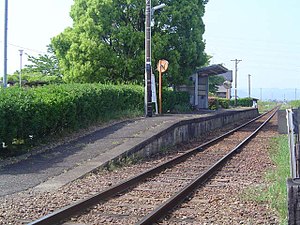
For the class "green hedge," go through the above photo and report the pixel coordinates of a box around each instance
[0,84,144,150]
[230,97,253,107]
[162,89,191,113]
[0,84,190,151]
[209,97,253,110]
[208,97,230,110]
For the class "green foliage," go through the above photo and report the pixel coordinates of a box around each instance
[0,84,144,152]
[24,45,61,77]
[162,89,191,113]
[0,84,190,155]
[218,98,230,109]
[290,100,300,108]
[265,136,289,224]
[51,0,208,85]
[258,101,279,113]
[208,97,230,110]
[208,97,218,110]
[8,72,63,86]
[208,75,224,93]
[230,97,253,107]
[245,136,289,224]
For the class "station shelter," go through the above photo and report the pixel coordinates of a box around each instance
[177,64,230,109]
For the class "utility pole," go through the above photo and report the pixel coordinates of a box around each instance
[295,88,297,100]
[231,59,242,106]
[145,0,152,117]
[3,0,8,88]
[19,50,24,87]
[260,88,262,101]
[144,1,165,117]
[248,74,251,98]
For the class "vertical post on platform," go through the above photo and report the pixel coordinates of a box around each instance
[248,74,251,98]
[231,59,242,106]
[194,73,198,106]
[145,0,152,117]
[287,109,297,178]
[3,0,8,88]
[159,61,162,114]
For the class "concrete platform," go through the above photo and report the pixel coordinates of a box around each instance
[0,108,258,196]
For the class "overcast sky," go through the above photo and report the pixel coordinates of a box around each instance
[1,0,299,100]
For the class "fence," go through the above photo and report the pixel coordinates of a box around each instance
[286,109,300,224]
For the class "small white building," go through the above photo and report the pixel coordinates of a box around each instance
[216,71,233,99]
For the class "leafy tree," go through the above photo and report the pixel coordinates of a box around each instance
[24,45,61,77]
[51,0,209,85]
[208,75,224,94]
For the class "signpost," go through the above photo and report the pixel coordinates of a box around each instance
[151,74,158,114]
[157,59,169,114]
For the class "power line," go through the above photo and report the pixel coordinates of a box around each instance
[8,43,47,54]
[0,40,47,54]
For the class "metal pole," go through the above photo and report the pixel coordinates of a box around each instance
[248,74,251,98]
[231,59,242,106]
[145,0,152,117]
[19,50,24,88]
[3,0,8,88]
[159,61,162,114]
[234,61,237,105]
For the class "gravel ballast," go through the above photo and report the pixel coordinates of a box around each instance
[0,116,280,225]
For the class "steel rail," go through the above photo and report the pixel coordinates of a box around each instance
[28,108,276,225]
[136,108,278,225]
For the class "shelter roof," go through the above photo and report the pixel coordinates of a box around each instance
[218,71,233,82]
[196,64,228,77]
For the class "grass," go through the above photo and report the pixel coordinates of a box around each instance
[257,101,278,113]
[244,135,289,224]
[265,135,290,224]
[105,155,141,171]
[257,101,295,113]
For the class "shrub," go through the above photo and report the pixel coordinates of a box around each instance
[290,100,300,108]
[162,89,191,113]
[0,84,190,154]
[7,73,63,86]
[0,84,144,151]
[230,97,253,107]
[208,97,230,110]
[218,98,230,109]
[208,97,219,110]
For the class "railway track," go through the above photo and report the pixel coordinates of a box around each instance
[29,108,278,225]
